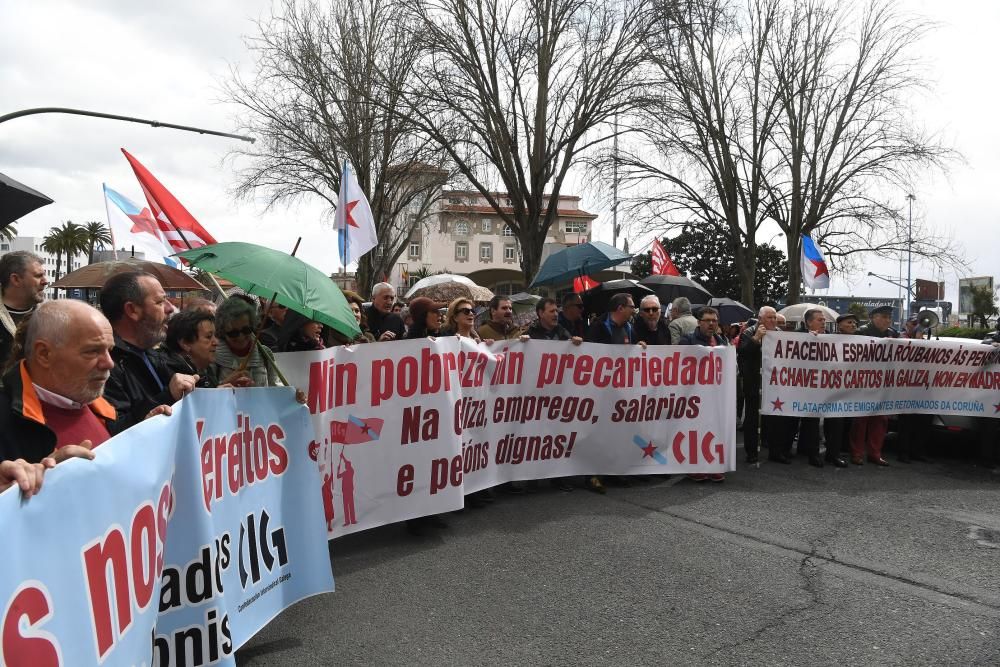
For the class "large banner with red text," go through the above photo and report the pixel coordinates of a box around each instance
[278,338,736,538]
[761,332,1000,418]
[0,388,333,666]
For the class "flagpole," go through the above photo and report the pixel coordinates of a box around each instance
[163,218,228,301]
[102,184,119,262]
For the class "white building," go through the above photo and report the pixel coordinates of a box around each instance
[390,190,598,297]
[0,235,87,298]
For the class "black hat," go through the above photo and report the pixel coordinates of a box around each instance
[836,313,859,324]
[869,305,894,318]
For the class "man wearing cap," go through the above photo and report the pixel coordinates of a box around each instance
[897,314,932,463]
[821,313,861,467]
[849,305,896,466]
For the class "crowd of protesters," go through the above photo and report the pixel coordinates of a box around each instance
[1,249,997,513]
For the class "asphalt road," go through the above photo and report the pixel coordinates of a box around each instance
[240,437,1000,666]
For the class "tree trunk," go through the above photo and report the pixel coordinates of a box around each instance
[519,227,545,290]
[785,235,801,304]
[733,243,756,307]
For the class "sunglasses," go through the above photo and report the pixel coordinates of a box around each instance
[225,326,254,339]
[456,307,475,315]
[641,307,660,313]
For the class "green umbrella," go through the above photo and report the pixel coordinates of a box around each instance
[175,242,361,340]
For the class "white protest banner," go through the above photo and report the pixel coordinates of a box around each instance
[760,332,1000,418]
[0,388,333,666]
[278,337,736,538]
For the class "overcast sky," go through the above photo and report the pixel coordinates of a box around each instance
[1,0,996,304]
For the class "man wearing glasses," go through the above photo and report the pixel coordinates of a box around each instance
[634,295,671,345]
[679,307,728,482]
[558,294,587,339]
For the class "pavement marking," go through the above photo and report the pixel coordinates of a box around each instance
[611,494,1000,618]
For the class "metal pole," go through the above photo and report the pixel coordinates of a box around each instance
[612,115,619,250]
[906,194,915,321]
[0,107,254,143]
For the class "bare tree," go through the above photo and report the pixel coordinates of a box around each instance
[615,0,785,306]
[766,0,960,302]
[400,0,655,284]
[225,0,451,296]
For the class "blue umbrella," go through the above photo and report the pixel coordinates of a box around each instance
[528,241,633,288]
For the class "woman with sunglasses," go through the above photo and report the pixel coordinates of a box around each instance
[440,298,489,343]
[214,297,277,388]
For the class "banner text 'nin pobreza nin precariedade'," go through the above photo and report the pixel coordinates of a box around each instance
[278,337,737,539]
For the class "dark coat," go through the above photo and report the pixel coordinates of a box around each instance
[526,321,572,341]
[857,324,899,339]
[0,362,117,463]
[585,314,635,345]
[679,328,730,346]
[104,335,176,432]
[634,317,672,346]
[365,306,405,340]
[559,313,587,339]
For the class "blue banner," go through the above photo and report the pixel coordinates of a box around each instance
[0,388,333,666]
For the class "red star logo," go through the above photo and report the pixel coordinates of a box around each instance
[128,207,160,236]
[360,421,374,436]
[810,258,829,279]
[344,200,359,228]
[641,441,658,458]
[993,402,1000,413]
[771,398,784,411]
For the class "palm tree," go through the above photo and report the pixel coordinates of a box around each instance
[42,221,87,281]
[82,221,113,264]
[0,224,16,243]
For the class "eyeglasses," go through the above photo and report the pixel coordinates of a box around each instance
[225,326,254,339]
[624,303,636,310]
[456,307,474,315]
[641,307,660,313]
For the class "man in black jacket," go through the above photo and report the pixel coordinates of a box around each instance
[366,282,406,341]
[558,293,587,339]
[101,272,198,431]
[586,293,639,345]
[634,295,671,345]
[737,306,779,465]
[527,298,580,343]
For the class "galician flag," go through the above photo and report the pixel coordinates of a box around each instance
[102,184,178,266]
[334,161,377,267]
[800,233,830,289]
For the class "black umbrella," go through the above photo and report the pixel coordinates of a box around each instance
[0,172,54,229]
[581,279,654,316]
[639,274,712,305]
[707,297,754,326]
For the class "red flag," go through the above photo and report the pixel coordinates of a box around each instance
[651,239,680,276]
[121,149,218,251]
[573,276,601,293]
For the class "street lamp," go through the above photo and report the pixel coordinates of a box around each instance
[906,193,915,319]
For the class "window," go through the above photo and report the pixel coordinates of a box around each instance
[504,244,517,262]
[481,219,492,232]
[479,242,493,262]
[409,242,421,259]
[565,221,588,234]
[455,241,469,260]
[502,225,515,237]
[455,221,469,236]
[0,244,8,251]
[448,197,463,205]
